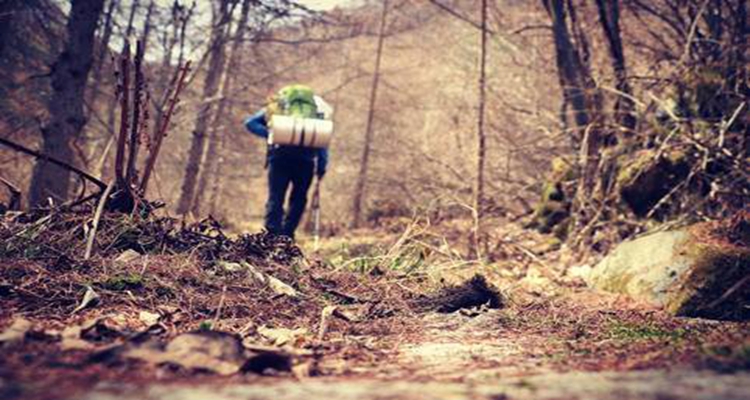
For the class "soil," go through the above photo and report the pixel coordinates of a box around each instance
[1,212,749,400]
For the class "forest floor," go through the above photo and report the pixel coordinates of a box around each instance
[1,213,749,400]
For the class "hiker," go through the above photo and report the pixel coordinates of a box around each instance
[244,84,332,239]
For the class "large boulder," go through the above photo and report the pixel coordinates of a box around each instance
[587,227,750,320]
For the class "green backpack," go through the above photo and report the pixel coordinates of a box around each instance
[267,84,318,119]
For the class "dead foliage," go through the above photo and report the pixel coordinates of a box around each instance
[0,207,437,399]
[497,294,750,373]
[0,209,425,331]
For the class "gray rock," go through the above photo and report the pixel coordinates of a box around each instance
[587,228,749,319]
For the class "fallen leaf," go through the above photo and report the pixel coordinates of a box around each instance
[115,249,142,263]
[61,325,94,350]
[267,276,299,297]
[257,326,309,347]
[217,261,244,272]
[0,318,32,344]
[125,331,246,375]
[139,311,160,326]
[72,286,100,314]
[60,315,124,350]
[241,262,299,298]
[317,305,338,340]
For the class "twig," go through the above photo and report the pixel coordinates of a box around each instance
[0,137,106,191]
[141,61,191,192]
[645,168,697,219]
[84,181,115,260]
[680,0,711,65]
[719,102,746,147]
[317,305,337,341]
[126,40,145,187]
[115,41,131,188]
[212,285,227,330]
[704,273,750,311]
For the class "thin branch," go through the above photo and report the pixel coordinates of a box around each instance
[427,0,495,34]
[0,137,106,191]
[84,181,115,260]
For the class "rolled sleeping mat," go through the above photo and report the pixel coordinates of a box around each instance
[269,115,333,148]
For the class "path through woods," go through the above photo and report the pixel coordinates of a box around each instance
[1,223,749,400]
[79,300,750,400]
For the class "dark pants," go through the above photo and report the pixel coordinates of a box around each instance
[264,158,314,238]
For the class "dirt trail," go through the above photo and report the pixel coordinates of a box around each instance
[78,308,750,400]
[3,286,750,400]
[2,219,749,400]
[81,371,750,400]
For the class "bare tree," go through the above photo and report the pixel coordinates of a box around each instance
[176,0,233,215]
[28,0,106,206]
[472,0,489,258]
[351,0,389,228]
[88,0,118,108]
[543,2,602,188]
[595,0,635,134]
[198,0,254,216]
[151,0,196,154]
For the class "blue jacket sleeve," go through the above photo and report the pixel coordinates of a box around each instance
[317,148,329,178]
[244,109,269,138]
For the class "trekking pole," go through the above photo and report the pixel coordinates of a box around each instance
[312,177,322,251]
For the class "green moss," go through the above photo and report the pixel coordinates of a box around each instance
[527,157,579,237]
[606,321,686,342]
[666,237,750,319]
[616,150,655,187]
[597,270,637,294]
[550,157,576,181]
[528,181,569,234]
[666,149,688,165]
[101,273,145,291]
[199,321,213,331]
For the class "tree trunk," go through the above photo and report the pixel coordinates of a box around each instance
[151,1,193,159]
[141,0,156,47]
[29,0,105,206]
[542,0,604,243]
[351,0,389,229]
[103,0,140,172]
[543,0,593,140]
[471,0,488,259]
[124,0,140,38]
[595,0,636,134]
[176,0,231,215]
[201,0,253,216]
[88,0,117,108]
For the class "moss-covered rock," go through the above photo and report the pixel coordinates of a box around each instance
[616,149,690,217]
[527,157,577,239]
[587,226,750,320]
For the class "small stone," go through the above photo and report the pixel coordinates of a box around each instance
[115,250,142,264]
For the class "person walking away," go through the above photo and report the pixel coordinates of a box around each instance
[244,84,332,239]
